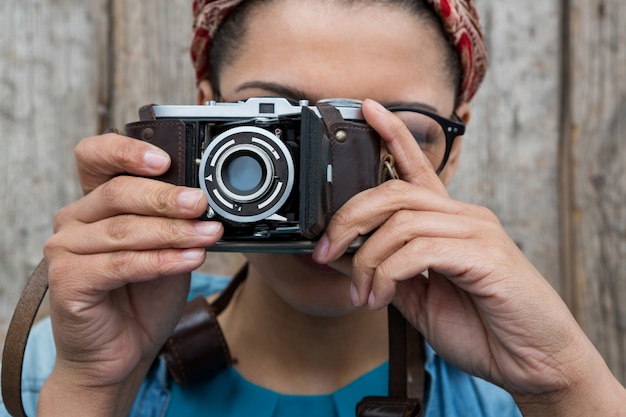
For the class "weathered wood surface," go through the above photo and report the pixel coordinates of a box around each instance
[566,0,626,383]
[0,0,624,384]
[0,0,109,340]
[451,0,563,291]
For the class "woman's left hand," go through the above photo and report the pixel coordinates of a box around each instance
[312,99,626,416]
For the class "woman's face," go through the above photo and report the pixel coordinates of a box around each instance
[201,0,463,316]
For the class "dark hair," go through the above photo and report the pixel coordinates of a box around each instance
[209,0,463,103]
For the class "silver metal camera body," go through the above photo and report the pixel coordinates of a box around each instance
[126,97,383,253]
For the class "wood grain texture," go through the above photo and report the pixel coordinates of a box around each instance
[449,0,563,291]
[110,0,197,124]
[567,0,626,383]
[0,0,109,341]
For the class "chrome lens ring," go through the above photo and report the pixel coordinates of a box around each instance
[199,126,295,223]
[214,143,274,203]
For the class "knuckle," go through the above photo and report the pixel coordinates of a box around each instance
[105,215,134,242]
[330,205,355,228]
[148,249,180,277]
[375,261,394,282]
[460,203,499,224]
[108,251,136,277]
[46,256,73,288]
[99,176,124,205]
[43,233,64,259]
[481,207,501,224]
[163,217,181,238]
[113,138,142,167]
[153,250,174,275]
[153,218,184,246]
[384,210,415,240]
[472,204,496,220]
[389,209,413,227]
[52,205,74,232]
[107,249,176,280]
[74,136,97,162]
[153,188,172,212]
[381,178,408,195]
[332,209,351,227]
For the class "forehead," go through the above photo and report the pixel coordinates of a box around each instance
[219,1,455,114]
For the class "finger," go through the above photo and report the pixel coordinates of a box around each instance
[365,226,517,311]
[55,176,207,227]
[366,239,453,310]
[313,180,481,263]
[76,133,171,195]
[46,247,207,296]
[362,99,447,194]
[350,205,488,307]
[349,209,469,305]
[49,216,223,254]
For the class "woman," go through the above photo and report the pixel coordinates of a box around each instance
[2,0,625,416]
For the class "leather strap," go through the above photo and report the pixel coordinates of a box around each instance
[356,306,425,417]
[388,305,425,400]
[1,258,49,417]
[160,264,247,386]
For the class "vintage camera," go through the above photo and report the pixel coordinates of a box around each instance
[124,97,384,253]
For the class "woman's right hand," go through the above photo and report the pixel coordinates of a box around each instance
[39,133,223,416]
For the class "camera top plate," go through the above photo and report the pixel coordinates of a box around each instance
[151,97,364,121]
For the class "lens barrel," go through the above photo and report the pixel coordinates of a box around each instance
[199,126,295,223]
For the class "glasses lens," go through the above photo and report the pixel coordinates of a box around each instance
[391,111,447,170]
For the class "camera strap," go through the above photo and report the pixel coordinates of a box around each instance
[1,258,49,417]
[159,265,248,386]
[356,305,425,417]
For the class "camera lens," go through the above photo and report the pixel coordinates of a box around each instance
[216,144,274,203]
[225,155,263,192]
[199,126,295,223]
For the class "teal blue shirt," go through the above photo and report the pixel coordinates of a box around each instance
[166,363,389,417]
[0,273,522,417]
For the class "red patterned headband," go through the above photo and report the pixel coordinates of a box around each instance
[191,0,488,102]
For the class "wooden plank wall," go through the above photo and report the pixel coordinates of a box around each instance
[1,0,625,384]
[566,0,626,382]
[1,0,109,337]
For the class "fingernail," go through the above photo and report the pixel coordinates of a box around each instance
[195,222,222,236]
[182,248,204,260]
[366,98,387,114]
[368,291,376,308]
[350,283,361,306]
[144,150,170,170]
[177,189,203,210]
[313,235,330,262]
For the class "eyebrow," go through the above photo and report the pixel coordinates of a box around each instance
[235,81,441,115]
[235,81,310,102]
[382,100,440,115]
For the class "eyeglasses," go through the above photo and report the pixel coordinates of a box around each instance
[385,105,465,174]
